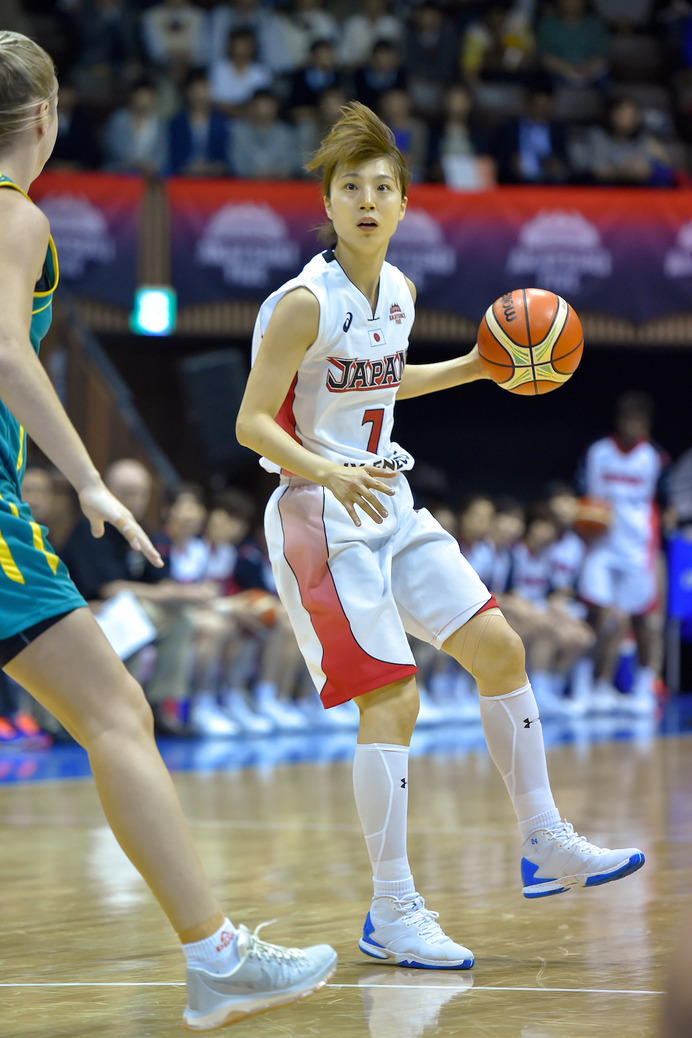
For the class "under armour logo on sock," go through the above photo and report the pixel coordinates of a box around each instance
[523,717,540,729]
[401,778,407,788]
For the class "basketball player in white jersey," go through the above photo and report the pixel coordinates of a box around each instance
[237,102,644,969]
[578,391,669,713]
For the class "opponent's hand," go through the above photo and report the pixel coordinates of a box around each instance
[78,481,164,567]
[322,464,397,528]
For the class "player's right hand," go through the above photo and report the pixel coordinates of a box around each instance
[78,481,164,568]
[323,464,397,528]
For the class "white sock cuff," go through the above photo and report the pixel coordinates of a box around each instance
[373,874,416,898]
[483,681,532,702]
[355,743,410,755]
[519,809,561,841]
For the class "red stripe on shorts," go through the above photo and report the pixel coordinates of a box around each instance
[475,594,498,615]
[278,488,417,708]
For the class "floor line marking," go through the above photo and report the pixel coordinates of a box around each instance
[0,982,665,995]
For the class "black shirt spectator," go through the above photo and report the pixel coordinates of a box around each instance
[61,517,168,602]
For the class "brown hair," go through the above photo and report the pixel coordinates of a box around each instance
[0,31,56,153]
[306,100,409,199]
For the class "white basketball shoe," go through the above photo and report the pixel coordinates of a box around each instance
[521,820,645,898]
[358,893,474,969]
[183,923,337,1031]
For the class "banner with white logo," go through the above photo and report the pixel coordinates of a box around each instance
[31,171,144,308]
[168,181,692,322]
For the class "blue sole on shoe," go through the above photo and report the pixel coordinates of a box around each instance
[584,851,645,886]
[522,851,646,897]
[359,937,474,970]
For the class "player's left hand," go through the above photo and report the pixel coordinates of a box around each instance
[467,343,492,380]
[78,481,164,567]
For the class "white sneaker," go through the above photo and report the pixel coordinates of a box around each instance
[220,690,274,735]
[521,820,645,898]
[621,668,658,716]
[258,695,309,731]
[190,693,240,738]
[359,893,474,969]
[588,679,625,714]
[359,966,473,1038]
[183,922,337,1031]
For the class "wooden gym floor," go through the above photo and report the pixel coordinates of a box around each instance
[1,708,690,1038]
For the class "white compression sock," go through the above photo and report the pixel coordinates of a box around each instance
[182,918,240,974]
[479,683,560,841]
[353,743,416,899]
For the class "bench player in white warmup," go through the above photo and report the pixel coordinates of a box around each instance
[237,102,645,969]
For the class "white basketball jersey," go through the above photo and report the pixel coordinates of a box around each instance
[583,436,664,565]
[251,249,415,474]
[547,529,585,592]
[509,541,552,603]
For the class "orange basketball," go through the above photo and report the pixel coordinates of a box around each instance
[574,495,613,541]
[477,288,584,395]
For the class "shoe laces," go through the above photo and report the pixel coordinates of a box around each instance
[394,895,449,946]
[242,921,308,965]
[545,821,607,856]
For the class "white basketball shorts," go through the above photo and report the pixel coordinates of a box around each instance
[578,545,658,616]
[264,474,493,707]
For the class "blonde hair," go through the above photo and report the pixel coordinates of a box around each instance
[306,100,409,199]
[0,31,56,153]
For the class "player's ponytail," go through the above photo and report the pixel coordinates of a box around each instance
[0,32,56,154]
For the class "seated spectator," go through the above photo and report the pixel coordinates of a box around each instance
[202,489,315,731]
[457,493,495,587]
[47,82,101,170]
[460,0,536,88]
[353,39,407,114]
[404,2,460,119]
[21,463,75,551]
[492,75,572,184]
[229,89,300,179]
[141,0,210,71]
[207,0,293,74]
[570,95,677,186]
[296,85,349,169]
[286,38,346,125]
[339,0,403,71]
[70,0,141,102]
[507,504,594,716]
[102,78,167,176]
[60,460,202,736]
[167,70,230,176]
[279,0,340,73]
[377,89,429,183]
[428,81,496,188]
[155,482,239,736]
[536,0,610,90]
[208,26,272,118]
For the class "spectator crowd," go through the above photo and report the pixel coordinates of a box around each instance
[5,0,692,187]
[3,389,692,748]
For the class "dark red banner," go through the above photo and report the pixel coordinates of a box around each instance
[167,179,692,323]
[31,171,145,308]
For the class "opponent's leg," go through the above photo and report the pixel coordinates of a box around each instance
[443,608,645,897]
[6,607,336,1029]
[353,678,473,969]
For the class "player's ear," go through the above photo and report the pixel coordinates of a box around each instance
[323,195,332,220]
[398,195,407,221]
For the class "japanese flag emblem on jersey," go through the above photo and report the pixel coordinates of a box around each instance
[369,329,386,348]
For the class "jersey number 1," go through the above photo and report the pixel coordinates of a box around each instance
[362,408,384,454]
